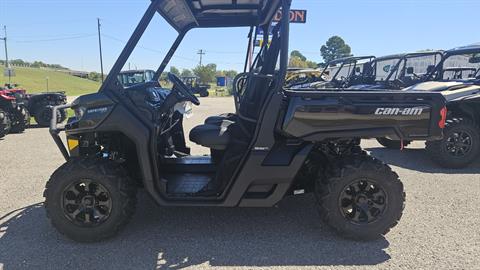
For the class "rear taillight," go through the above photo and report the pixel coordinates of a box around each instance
[439,106,447,129]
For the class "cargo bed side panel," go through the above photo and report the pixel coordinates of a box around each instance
[282,91,446,141]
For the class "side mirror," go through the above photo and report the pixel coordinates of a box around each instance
[406,67,415,75]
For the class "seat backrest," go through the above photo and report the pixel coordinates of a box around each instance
[238,25,282,122]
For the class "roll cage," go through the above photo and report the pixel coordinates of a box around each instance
[99,0,285,94]
[425,45,480,81]
[374,52,444,83]
[322,56,376,82]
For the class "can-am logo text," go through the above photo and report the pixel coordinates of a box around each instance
[374,107,424,116]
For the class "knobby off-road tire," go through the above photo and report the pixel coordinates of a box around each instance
[44,157,137,242]
[0,109,10,138]
[315,152,405,241]
[0,110,12,138]
[426,118,480,169]
[34,107,67,127]
[10,106,29,133]
[376,138,411,149]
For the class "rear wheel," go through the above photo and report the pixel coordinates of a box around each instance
[426,118,480,169]
[315,153,405,240]
[376,138,411,149]
[44,157,137,242]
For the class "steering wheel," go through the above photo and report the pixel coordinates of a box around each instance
[168,73,200,106]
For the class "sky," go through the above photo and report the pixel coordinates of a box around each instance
[0,0,479,73]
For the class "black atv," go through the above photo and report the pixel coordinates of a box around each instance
[2,83,68,128]
[46,0,446,243]
[27,92,67,127]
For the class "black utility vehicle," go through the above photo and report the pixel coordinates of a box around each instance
[118,69,156,88]
[350,52,444,91]
[46,0,446,243]
[403,45,480,168]
[291,56,376,89]
[182,76,210,97]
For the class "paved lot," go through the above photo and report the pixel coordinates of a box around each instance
[0,97,479,270]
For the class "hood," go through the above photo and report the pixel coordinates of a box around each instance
[404,81,470,92]
[348,84,385,90]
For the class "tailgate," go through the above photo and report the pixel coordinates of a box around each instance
[282,90,446,141]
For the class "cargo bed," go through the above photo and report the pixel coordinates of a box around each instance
[282,90,447,141]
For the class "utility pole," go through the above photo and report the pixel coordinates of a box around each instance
[197,49,205,66]
[97,18,104,82]
[1,25,11,83]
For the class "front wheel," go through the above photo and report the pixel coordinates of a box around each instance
[426,118,480,169]
[315,153,405,240]
[44,158,137,242]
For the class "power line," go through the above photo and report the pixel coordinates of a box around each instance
[11,34,96,43]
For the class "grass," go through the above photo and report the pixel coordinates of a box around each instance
[1,65,101,96]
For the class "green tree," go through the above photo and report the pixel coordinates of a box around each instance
[169,66,180,76]
[223,70,238,79]
[320,36,352,63]
[180,69,193,77]
[87,72,102,82]
[306,61,318,69]
[193,63,217,83]
[289,56,309,68]
[290,50,307,62]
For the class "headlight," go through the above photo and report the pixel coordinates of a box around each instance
[74,106,86,120]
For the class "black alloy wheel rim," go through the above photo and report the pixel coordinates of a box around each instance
[62,179,112,227]
[445,131,473,157]
[339,179,387,224]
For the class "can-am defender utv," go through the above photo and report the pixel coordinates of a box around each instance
[289,56,376,89]
[46,0,446,243]
[350,51,444,91]
[400,45,480,168]
[181,76,210,97]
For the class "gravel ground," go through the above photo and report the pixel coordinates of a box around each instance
[0,97,479,270]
